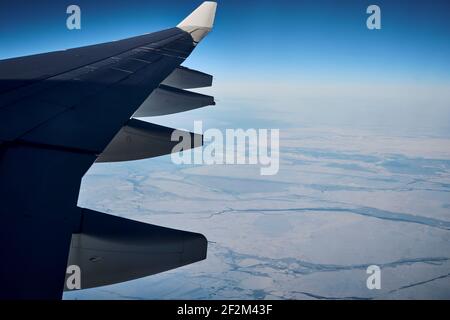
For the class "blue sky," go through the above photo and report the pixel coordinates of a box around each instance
[1,0,449,83]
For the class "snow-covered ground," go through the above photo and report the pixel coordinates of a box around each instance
[65,116,450,299]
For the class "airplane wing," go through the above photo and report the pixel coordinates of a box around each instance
[0,1,217,299]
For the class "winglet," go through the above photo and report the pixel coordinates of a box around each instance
[177,1,217,29]
[177,2,217,43]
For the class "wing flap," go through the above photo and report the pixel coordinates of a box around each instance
[133,84,215,117]
[96,118,202,163]
[65,208,207,290]
[162,66,213,89]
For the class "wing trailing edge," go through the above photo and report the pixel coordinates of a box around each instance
[162,66,213,89]
[65,208,207,290]
[133,84,215,117]
[96,118,202,163]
